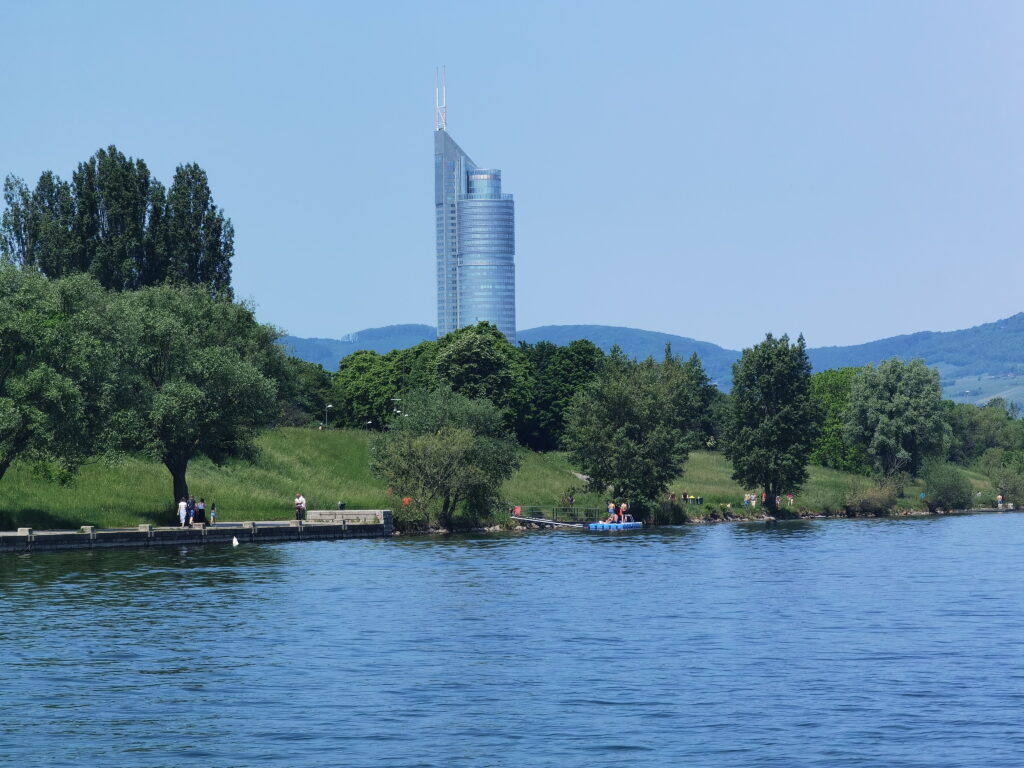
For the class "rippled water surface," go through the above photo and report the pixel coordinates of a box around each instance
[2,514,1024,767]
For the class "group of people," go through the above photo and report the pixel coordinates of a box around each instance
[177,497,216,527]
[742,492,795,508]
[603,502,634,524]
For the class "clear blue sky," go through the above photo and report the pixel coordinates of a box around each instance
[3,1,1022,349]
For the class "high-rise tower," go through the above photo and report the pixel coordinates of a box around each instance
[434,75,516,343]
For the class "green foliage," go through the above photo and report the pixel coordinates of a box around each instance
[160,163,233,297]
[433,321,532,423]
[331,350,397,429]
[278,357,332,427]
[724,333,817,514]
[518,338,604,450]
[809,367,871,473]
[0,265,114,483]
[562,347,715,508]
[944,398,1024,464]
[843,485,898,515]
[977,448,1024,506]
[845,358,947,481]
[1,146,232,296]
[370,388,521,531]
[105,285,284,504]
[921,459,973,511]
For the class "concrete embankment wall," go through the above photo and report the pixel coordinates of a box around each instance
[0,510,393,554]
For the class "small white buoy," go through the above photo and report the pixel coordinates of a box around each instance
[232,536,239,547]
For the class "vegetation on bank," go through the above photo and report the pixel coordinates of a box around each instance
[2,428,996,532]
[3,146,1022,533]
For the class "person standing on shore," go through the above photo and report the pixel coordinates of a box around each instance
[177,497,187,527]
[209,503,218,526]
[195,498,207,525]
[295,493,306,521]
[186,497,196,528]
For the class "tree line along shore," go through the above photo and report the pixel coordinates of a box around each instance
[2,146,1022,533]
[0,427,995,533]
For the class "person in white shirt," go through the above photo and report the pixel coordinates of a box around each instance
[177,497,188,527]
[295,493,307,521]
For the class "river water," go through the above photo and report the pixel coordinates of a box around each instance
[2,514,1023,767]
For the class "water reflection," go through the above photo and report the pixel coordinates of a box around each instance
[730,518,823,540]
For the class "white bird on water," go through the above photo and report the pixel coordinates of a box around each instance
[232,536,239,547]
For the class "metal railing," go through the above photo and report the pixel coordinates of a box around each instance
[514,506,606,524]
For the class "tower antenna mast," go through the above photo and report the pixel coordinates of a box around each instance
[435,66,447,131]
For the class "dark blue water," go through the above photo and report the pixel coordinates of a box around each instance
[2,514,1023,767]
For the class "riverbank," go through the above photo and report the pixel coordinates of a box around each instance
[0,427,997,531]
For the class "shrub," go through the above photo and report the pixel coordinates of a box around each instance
[844,485,897,515]
[921,459,972,511]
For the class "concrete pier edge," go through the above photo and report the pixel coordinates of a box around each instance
[0,510,393,554]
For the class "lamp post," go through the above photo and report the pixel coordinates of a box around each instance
[324,403,333,429]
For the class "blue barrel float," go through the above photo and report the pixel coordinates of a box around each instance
[587,522,643,531]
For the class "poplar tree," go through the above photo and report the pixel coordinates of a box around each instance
[1,147,233,297]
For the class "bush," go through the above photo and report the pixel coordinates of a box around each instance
[844,485,898,515]
[921,459,972,511]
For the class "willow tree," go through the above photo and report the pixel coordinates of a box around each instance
[105,285,283,504]
[0,265,113,485]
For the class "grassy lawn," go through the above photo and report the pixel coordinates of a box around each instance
[0,429,993,530]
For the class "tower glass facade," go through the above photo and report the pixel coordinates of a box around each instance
[434,129,516,343]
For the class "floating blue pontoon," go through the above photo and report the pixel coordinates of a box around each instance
[587,521,643,531]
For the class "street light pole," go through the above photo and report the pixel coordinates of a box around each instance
[324,403,333,429]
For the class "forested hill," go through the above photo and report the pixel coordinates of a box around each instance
[280,314,1024,400]
[280,324,740,383]
[279,325,436,369]
[517,325,739,384]
[807,313,1024,378]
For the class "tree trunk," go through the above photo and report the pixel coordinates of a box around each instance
[164,456,190,508]
[439,493,453,531]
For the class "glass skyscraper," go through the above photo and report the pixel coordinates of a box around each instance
[434,128,516,344]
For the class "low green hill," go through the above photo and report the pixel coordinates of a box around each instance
[1,428,989,531]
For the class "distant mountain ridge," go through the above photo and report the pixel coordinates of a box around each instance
[279,313,1024,404]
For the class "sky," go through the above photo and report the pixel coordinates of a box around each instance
[3,1,1022,350]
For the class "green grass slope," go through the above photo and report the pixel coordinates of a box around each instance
[0,429,992,530]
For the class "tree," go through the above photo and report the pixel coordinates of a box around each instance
[1,147,232,297]
[519,338,604,450]
[278,357,332,427]
[844,358,947,485]
[161,163,233,298]
[434,322,532,426]
[978,448,1024,506]
[563,347,713,509]
[370,388,521,530]
[105,285,283,504]
[331,350,397,429]
[808,367,870,473]
[723,333,817,516]
[921,459,972,511]
[0,265,113,484]
[71,145,161,290]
